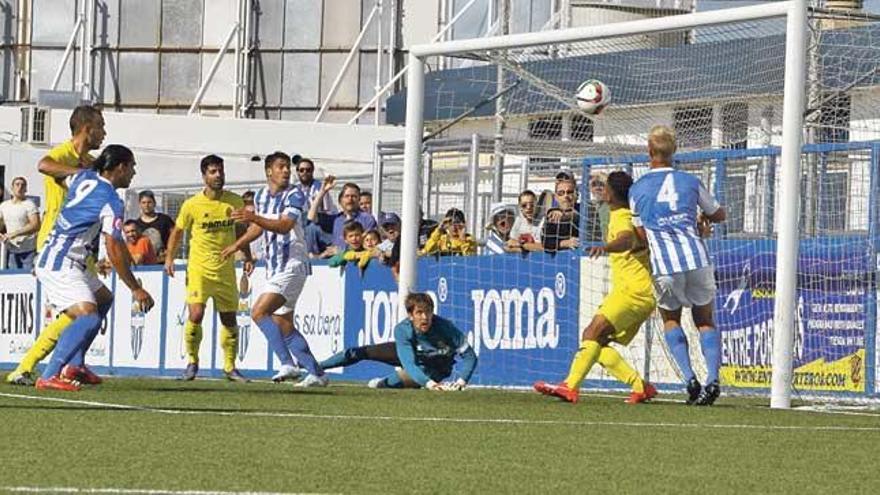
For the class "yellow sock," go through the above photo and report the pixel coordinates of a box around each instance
[184,321,203,365]
[12,314,73,375]
[598,346,644,393]
[564,340,602,390]
[219,325,238,373]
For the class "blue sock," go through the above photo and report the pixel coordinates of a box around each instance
[382,371,404,389]
[664,326,696,383]
[255,317,295,367]
[41,314,101,379]
[69,301,112,367]
[283,330,322,376]
[700,328,721,384]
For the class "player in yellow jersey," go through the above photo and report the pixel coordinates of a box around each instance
[164,155,253,382]
[534,171,658,404]
[6,105,107,386]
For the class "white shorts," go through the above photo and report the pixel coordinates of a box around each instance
[653,266,716,311]
[36,265,107,312]
[260,264,308,315]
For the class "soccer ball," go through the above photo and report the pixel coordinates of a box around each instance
[575,79,611,114]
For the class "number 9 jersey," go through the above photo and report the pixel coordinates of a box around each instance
[36,169,124,272]
[628,167,720,276]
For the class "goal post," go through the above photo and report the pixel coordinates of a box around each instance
[398,1,809,408]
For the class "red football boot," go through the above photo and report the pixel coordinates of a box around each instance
[534,381,579,403]
[62,365,103,385]
[625,382,658,404]
[35,376,81,392]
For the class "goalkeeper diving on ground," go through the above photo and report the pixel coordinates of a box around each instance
[320,292,478,390]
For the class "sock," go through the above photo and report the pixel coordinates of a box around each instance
[597,346,644,393]
[219,325,239,373]
[699,328,721,384]
[41,314,101,379]
[564,340,602,390]
[15,313,73,374]
[319,347,367,370]
[664,326,696,382]
[383,371,404,389]
[69,300,112,367]
[184,321,203,365]
[256,317,295,367]
[283,331,322,376]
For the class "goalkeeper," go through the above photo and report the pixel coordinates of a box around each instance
[320,292,478,390]
[534,171,657,404]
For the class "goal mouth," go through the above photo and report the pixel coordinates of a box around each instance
[392,2,880,408]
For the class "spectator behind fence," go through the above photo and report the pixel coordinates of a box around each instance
[0,177,40,270]
[359,190,373,215]
[590,172,611,240]
[134,190,174,261]
[306,178,377,258]
[236,190,264,261]
[294,158,336,217]
[328,220,374,269]
[420,208,476,257]
[123,220,158,265]
[542,177,581,252]
[509,190,543,252]
[484,203,515,255]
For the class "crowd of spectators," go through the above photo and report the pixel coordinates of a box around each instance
[0,152,608,271]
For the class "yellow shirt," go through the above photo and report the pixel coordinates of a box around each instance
[175,190,243,280]
[419,227,477,256]
[36,140,93,250]
[607,208,652,294]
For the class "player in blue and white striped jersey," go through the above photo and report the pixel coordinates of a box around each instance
[629,125,726,406]
[34,144,154,391]
[222,152,327,388]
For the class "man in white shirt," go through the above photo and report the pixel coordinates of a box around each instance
[293,157,337,216]
[0,177,41,270]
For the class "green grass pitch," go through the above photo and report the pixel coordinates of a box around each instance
[1,375,878,494]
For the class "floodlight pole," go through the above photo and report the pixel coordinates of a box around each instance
[770,0,808,410]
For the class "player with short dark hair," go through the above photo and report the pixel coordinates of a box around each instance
[535,171,657,404]
[320,292,478,390]
[164,155,253,382]
[222,152,328,387]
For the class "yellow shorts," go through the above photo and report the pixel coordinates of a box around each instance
[185,270,238,313]
[597,288,656,346]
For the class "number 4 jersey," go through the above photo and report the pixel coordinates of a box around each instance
[629,167,720,276]
[37,169,124,271]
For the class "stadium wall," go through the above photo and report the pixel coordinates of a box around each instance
[0,249,876,398]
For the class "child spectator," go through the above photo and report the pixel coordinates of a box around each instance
[328,220,374,269]
[420,208,477,257]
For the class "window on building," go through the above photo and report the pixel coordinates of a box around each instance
[673,106,713,149]
[724,174,746,234]
[817,93,851,144]
[528,116,562,140]
[722,102,748,150]
[571,114,594,142]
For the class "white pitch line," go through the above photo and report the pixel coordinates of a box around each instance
[0,488,333,495]
[1,392,878,433]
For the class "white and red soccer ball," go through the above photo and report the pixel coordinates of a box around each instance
[575,79,611,114]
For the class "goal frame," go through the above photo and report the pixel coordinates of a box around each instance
[398,0,809,409]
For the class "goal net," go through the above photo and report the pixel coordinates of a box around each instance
[394,2,880,407]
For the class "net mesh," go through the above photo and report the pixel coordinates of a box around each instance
[400,8,880,405]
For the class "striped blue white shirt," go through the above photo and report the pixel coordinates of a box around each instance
[254,185,309,278]
[483,231,507,255]
[37,170,124,271]
[629,167,720,276]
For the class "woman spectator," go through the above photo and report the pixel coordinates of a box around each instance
[484,203,515,255]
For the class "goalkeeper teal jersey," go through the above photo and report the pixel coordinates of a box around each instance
[393,316,478,386]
